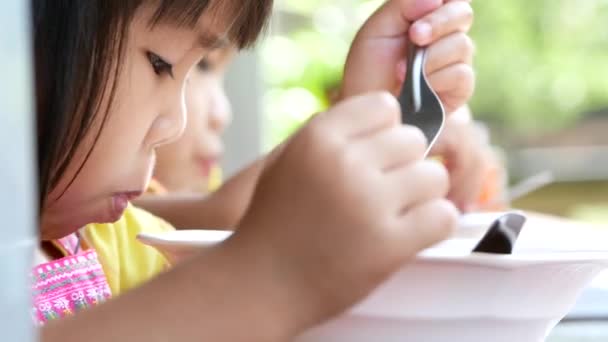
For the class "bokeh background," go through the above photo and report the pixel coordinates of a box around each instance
[224,0,608,223]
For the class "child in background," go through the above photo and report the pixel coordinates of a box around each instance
[153,48,235,194]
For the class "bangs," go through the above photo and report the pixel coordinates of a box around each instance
[148,0,273,49]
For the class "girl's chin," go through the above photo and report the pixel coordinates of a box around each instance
[40,198,128,240]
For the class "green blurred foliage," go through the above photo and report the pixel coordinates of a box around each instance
[471,0,608,131]
[262,0,608,149]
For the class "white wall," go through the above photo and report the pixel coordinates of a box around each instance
[0,2,37,341]
[221,50,265,177]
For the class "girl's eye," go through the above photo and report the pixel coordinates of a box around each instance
[147,51,174,78]
[197,58,213,72]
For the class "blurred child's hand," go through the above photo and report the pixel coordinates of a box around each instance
[341,0,474,114]
[429,106,501,212]
[231,92,458,331]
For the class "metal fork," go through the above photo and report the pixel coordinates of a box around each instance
[398,43,445,156]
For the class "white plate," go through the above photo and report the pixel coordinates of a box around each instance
[137,211,512,250]
[137,229,231,263]
[138,229,231,248]
[138,219,608,269]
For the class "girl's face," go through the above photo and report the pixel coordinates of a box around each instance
[154,47,234,194]
[40,7,232,239]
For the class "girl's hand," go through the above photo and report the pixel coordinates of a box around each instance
[230,92,458,334]
[341,0,474,114]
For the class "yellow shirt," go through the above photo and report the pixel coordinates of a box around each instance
[83,167,223,296]
[208,165,223,192]
[81,203,173,296]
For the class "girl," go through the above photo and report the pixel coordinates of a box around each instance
[79,49,236,296]
[81,44,255,295]
[34,0,475,341]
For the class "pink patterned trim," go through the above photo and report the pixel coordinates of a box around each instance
[32,235,112,325]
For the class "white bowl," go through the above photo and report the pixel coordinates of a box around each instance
[137,214,608,342]
[297,239,608,342]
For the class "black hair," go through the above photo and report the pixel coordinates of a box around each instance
[32,0,272,209]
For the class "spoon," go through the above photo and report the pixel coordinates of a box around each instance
[398,43,445,156]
